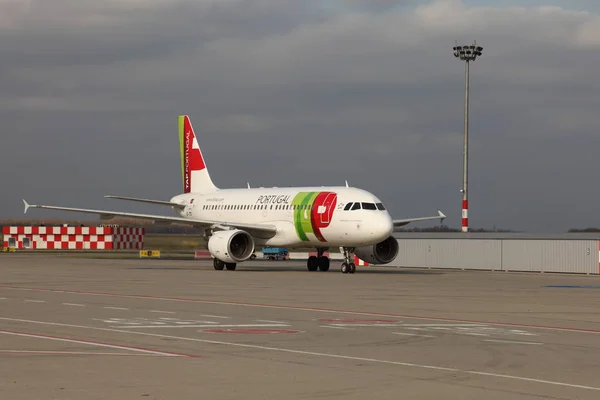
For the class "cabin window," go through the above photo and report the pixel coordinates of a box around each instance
[351,202,361,210]
[361,202,377,210]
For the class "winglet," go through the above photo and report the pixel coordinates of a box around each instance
[23,199,30,214]
[345,180,349,187]
[438,210,446,219]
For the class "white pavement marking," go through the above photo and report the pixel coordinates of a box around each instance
[330,323,400,327]
[257,319,286,324]
[320,325,355,331]
[3,286,598,335]
[24,299,45,303]
[62,303,85,307]
[0,316,597,393]
[406,327,490,337]
[393,332,435,338]
[150,310,176,314]
[0,330,182,357]
[114,323,291,329]
[0,350,164,356]
[401,324,487,327]
[0,297,7,300]
[159,318,218,325]
[199,314,230,319]
[484,339,544,346]
[104,307,129,310]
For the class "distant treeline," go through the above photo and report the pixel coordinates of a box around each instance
[0,219,598,234]
[567,227,600,232]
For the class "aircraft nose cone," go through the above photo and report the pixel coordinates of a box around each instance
[383,214,393,236]
[373,214,393,241]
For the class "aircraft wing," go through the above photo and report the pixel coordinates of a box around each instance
[22,199,277,238]
[392,210,446,229]
[104,195,185,209]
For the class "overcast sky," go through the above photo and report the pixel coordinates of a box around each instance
[1,0,600,233]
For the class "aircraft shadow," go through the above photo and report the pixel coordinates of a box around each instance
[127,266,443,274]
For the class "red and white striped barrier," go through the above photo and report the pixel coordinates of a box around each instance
[2,226,144,250]
[354,255,369,266]
[194,250,212,259]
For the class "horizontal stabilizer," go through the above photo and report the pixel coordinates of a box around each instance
[104,195,185,209]
[393,210,446,228]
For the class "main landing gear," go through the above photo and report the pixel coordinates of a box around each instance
[306,247,356,273]
[307,248,330,272]
[340,247,356,274]
[213,258,237,271]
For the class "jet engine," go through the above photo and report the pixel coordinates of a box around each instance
[208,229,255,263]
[353,235,399,265]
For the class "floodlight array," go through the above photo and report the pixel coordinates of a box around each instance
[453,43,483,62]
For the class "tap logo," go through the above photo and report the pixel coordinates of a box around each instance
[179,115,206,193]
[184,130,191,192]
[292,191,337,242]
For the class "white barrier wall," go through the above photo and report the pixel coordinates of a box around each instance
[392,233,600,275]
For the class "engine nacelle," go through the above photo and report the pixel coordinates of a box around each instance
[208,229,255,263]
[354,235,399,265]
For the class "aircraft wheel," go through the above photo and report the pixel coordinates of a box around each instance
[318,256,330,271]
[341,262,348,274]
[225,263,237,271]
[307,256,319,271]
[348,263,356,274]
[213,258,225,270]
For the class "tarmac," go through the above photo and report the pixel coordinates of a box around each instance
[1,254,600,399]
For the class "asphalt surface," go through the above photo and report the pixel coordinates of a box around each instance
[1,254,600,399]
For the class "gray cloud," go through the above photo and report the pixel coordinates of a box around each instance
[1,0,600,232]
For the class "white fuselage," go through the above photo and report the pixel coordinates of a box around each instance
[170,186,393,248]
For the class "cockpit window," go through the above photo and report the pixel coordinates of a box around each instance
[344,202,353,211]
[376,203,386,210]
[351,202,361,210]
[361,202,377,210]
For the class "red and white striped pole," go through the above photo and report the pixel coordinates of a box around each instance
[453,41,482,233]
[462,199,468,232]
[461,57,470,233]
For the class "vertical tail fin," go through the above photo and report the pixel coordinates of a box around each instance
[178,115,218,194]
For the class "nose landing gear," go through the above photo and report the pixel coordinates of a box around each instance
[340,247,356,274]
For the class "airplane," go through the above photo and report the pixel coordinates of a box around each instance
[23,115,446,274]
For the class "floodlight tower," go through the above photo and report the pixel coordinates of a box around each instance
[453,41,483,233]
